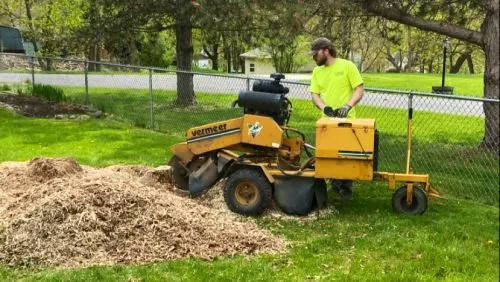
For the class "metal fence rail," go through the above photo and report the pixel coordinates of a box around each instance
[1,53,498,205]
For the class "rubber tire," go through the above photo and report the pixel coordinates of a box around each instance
[168,156,189,190]
[223,168,272,216]
[392,185,428,215]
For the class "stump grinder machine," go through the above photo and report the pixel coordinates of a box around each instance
[169,73,439,216]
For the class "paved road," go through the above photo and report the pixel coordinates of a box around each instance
[0,73,486,116]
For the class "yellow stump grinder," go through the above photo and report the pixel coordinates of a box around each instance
[169,73,438,216]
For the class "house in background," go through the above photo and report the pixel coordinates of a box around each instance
[240,48,276,75]
[193,52,212,69]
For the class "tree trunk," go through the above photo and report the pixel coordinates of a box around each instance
[449,52,454,73]
[24,0,46,69]
[419,59,425,73]
[240,56,245,73]
[225,47,231,73]
[211,45,219,71]
[45,58,53,71]
[212,58,219,71]
[405,26,415,71]
[86,0,101,72]
[203,44,219,71]
[24,0,37,53]
[220,34,231,73]
[339,17,352,59]
[175,0,195,106]
[386,47,401,72]
[466,53,474,74]
[231,45,240,73]
[127,40,138,66]
[481,2,499,150]
[450,49,471,73]
[398,49,403,71]
[87,44,101,72]
[232,45,245,73]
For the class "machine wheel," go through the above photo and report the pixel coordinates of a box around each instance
[168,156,206,190]
[223,168,272,216]
[392,185,428,215]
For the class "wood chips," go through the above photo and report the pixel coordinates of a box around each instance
[0,158,286,268]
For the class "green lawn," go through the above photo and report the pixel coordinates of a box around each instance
[0,108,498,281]
[361,73,484,97]
[297,72,484,97]
[0,109,182,166]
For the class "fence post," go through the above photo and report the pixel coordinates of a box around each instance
[84,61,89,105]
[246,75,250,91]
[406,90,414,174]
[149,68,155,129]
[30,56,35,85]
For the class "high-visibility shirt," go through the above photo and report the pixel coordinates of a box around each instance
[309,58,363,118]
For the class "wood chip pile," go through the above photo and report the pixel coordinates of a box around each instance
[0,158,286,268]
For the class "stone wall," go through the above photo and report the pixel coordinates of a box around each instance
[0,54,85,71]
[0,54,35,70]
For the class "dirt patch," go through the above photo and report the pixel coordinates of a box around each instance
[0,158,286,268]
[0,92,100,118]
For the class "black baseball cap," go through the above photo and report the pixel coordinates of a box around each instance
[309,37,332,55]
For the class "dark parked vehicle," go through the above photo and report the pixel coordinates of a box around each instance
[0,25,25,53]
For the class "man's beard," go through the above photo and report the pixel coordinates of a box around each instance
[316,57,327,66]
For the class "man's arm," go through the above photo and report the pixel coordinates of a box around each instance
[337,84,365,118]
[346,84,364,107]
[311,93,326,110]
[312,93,337,117]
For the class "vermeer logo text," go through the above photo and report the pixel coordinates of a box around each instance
[191,124,227,137]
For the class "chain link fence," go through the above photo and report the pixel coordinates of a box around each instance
[1,53,498,205]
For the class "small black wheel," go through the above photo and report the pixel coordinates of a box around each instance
[223,168,272,216]
[392,185,428,215]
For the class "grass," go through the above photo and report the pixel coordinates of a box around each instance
[361,73,484,97]
[1,84,12,91]
[63,87,242,135]
[0,109,182,166]
[298,72,484,97]
[30,84,66,102]
[0,108,498,281]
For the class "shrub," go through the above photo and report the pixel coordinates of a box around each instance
[1,84,12,91]
[30,84,66,102]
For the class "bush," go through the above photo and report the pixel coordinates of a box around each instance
[30,84,66,102]
[1,84,12,91]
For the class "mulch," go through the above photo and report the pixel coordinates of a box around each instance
[0,158,286,268]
